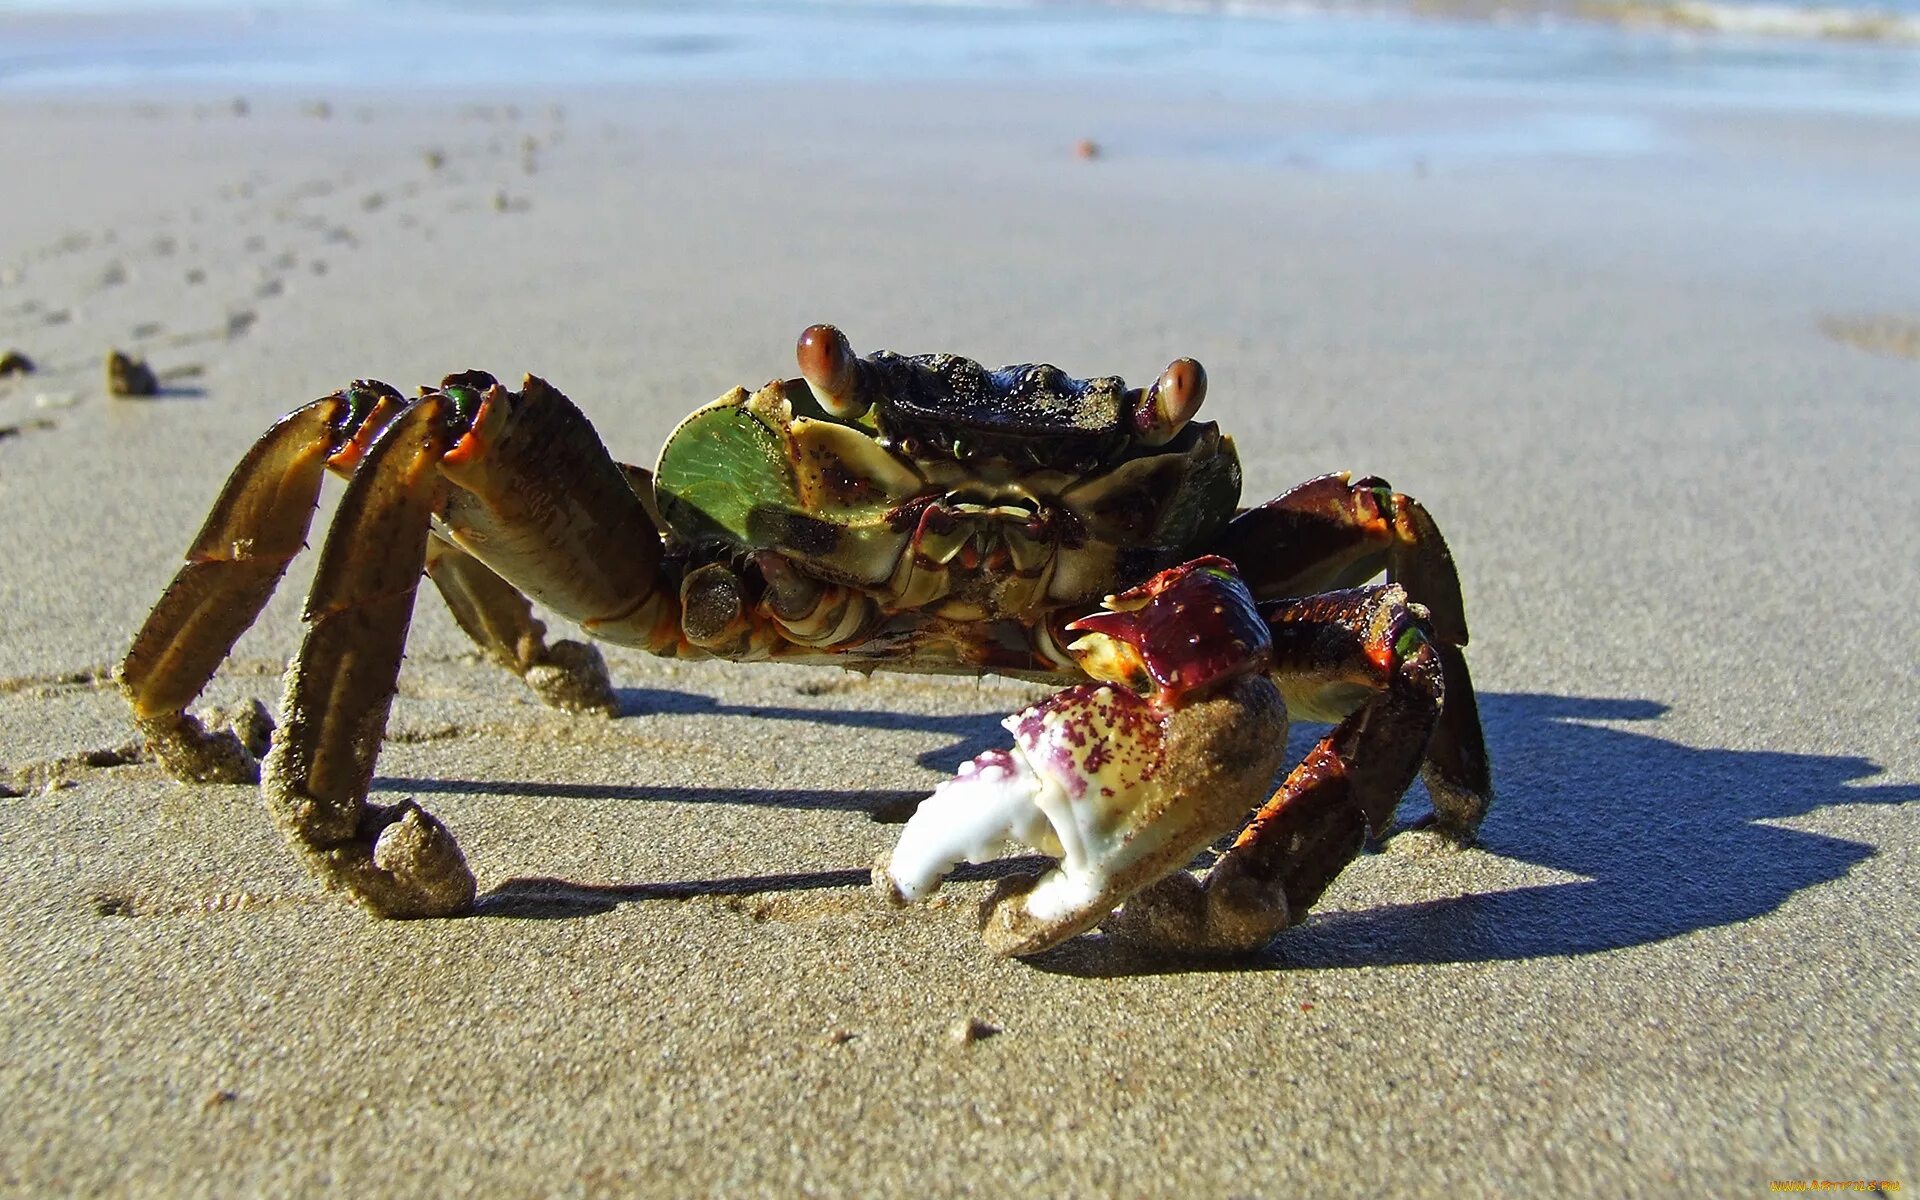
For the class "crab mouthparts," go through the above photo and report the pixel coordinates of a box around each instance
[944,498,1036,522]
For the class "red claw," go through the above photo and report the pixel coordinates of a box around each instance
[1066,556,1271,705]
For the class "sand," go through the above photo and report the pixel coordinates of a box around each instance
[0,83,1915,1196]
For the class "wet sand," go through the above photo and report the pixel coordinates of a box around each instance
[0,86,1915,1195]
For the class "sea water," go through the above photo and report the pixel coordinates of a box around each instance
[0,0,1915,120]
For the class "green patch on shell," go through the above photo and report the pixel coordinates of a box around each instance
[655,384,923,585]
[654,389,798,549]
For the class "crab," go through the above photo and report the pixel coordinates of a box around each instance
[116,325,1492,956]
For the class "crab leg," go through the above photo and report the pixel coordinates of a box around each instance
[259,393,479,917]
[115,384,405,782]
[1210,472,1491,837]
[118,376,639,786]
[429,375,670,646]
[255,374,678,916]
[1104,583,1445,954]
[118,367,675,914]
[423,536,618,715]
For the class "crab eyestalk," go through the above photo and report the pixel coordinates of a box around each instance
[796,323,870,420]
[1130,358,1206,448]
[875,558,1289,957]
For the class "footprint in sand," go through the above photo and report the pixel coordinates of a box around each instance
[0,417,59,442]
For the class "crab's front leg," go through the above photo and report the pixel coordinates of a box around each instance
[117,387,404,782]
[874,559,1291,957]
[255,375,676,917]
[257,393,478,916]
[116,379,630,788]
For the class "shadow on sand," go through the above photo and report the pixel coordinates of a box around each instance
[378,690,1916,971]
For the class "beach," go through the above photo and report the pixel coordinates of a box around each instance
[1,6,1917,1193]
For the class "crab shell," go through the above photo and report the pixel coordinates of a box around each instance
[650,348,1242,625]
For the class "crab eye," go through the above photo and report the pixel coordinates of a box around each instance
[1132,357,1206,447]
[796,324,869,420]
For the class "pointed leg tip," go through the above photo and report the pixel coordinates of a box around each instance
[1415,774,1492,844]
[205,699,275,759]
[524,639,618,715]
[1393,807,1484,857]
[137,701,275,785]
[363,803,477,918]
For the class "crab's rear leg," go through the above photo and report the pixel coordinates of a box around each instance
[1105,584,1444,953]
[1210,472,1491,837]
[116,384,405,782]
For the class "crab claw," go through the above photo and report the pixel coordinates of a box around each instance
[1065,554,1269,703]
[1130,357,1206,447]
[796,324,870,420]
[875,559,1288,957]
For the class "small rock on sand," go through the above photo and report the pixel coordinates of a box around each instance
[107,350,160,397]
[948,1017,1002,1046]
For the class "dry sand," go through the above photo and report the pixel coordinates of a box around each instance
[0,85,1915,1196]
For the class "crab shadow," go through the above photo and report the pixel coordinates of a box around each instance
[603,683,1024,770]
[381,683,1034,917]
[382,690,1917,968]
[1034,692,1919,977]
